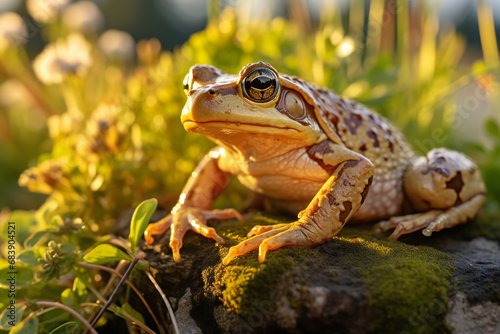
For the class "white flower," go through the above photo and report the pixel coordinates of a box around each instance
[336,37,355,58]
[98,29,135,60]
[0,12,28,51]
[62,1,104,33]
[33,33,92,84]
[27,0,70,23]
[0,79,32,107]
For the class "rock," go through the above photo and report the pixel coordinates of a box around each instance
[439,238,500,334]
[136,213,500,334]
[446,292,500,334]
[174,288,203,334]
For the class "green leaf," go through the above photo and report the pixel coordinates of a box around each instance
[2,211,39,246]
[24,231,48,248]
[485,119,500,138]
[17,248,46,266]
[129,198,158,253]
[0,303,27,330]
[49,322,79,334]
[73,278,87,299]
[83,244,132,265]
[9,314,38,334]
[61,288,75,306]
[60,278,87,307]
[0,266,36,288]
[120,303,145,324]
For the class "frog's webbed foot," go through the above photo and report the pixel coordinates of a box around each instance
[373,210,442,241]
[379,148,487,241]
[222,223,315,265]
[373,193,486,241]
[144,208,244,262]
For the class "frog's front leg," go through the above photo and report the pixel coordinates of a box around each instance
[373,148,487,240]
[144,147,243,262]
[222,142,374,264]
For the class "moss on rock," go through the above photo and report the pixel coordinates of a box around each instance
[336,227,453,333]
[451,211,500,241]
[203,216,455,333]
[203,215,313,315]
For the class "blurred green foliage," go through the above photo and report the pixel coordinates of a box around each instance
[6,3,497,231]
[0,0,500,332]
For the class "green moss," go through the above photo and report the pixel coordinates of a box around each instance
[451,212,500,241]
[203,215,313,315]
[336,227,453,334]
[203,216,454,333]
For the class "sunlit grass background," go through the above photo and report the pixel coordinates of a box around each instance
[0,0,500,332]
[2,0,500,224]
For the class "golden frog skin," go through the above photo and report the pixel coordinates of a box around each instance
[144,62,487,264]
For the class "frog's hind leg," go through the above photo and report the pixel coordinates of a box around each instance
[374,148,487,240]
[374,194,486,241]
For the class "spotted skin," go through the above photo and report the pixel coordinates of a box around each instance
[144,62,487,264]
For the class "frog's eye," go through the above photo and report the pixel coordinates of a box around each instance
[242,68,279,103]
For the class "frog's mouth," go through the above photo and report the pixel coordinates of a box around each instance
[182,120,300,132]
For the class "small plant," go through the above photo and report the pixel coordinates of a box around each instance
[0,198,179,333]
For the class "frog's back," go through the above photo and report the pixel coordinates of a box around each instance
[314,87,415,164]
[282,74,417,220]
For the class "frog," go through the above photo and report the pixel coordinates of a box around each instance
[144,62,487,265]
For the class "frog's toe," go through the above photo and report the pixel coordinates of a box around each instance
[374,210,443,241]
[170,239,182,263]
[257,226,312,263]
[386,211,442,241]
[222,226,288,265]
[372,213,423,234]
[187,213,225,244]
[247,223,289,237]
[169,218,191,262]
[376,194,486,241]
[144,216,172,244]
[203,208,245,221]
[223,224,316,264]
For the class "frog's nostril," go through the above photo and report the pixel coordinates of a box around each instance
[208,89,219,97]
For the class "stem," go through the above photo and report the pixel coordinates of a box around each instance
[0,58,55,117]
[81,277,107,304]
[103,262,128,299]
[36,302,98,334]
[287,0,312,34]
[82,303,157,334]
[146,268,180,334]
[34,306,57,317]
[365,0,385,63]
[62,84,81,116]
[88,252,145,329]
[80,261,163,333]
[407,73,474,116]
[478,0,499,66]
[121,310,156,334]
[84,261,128,324]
